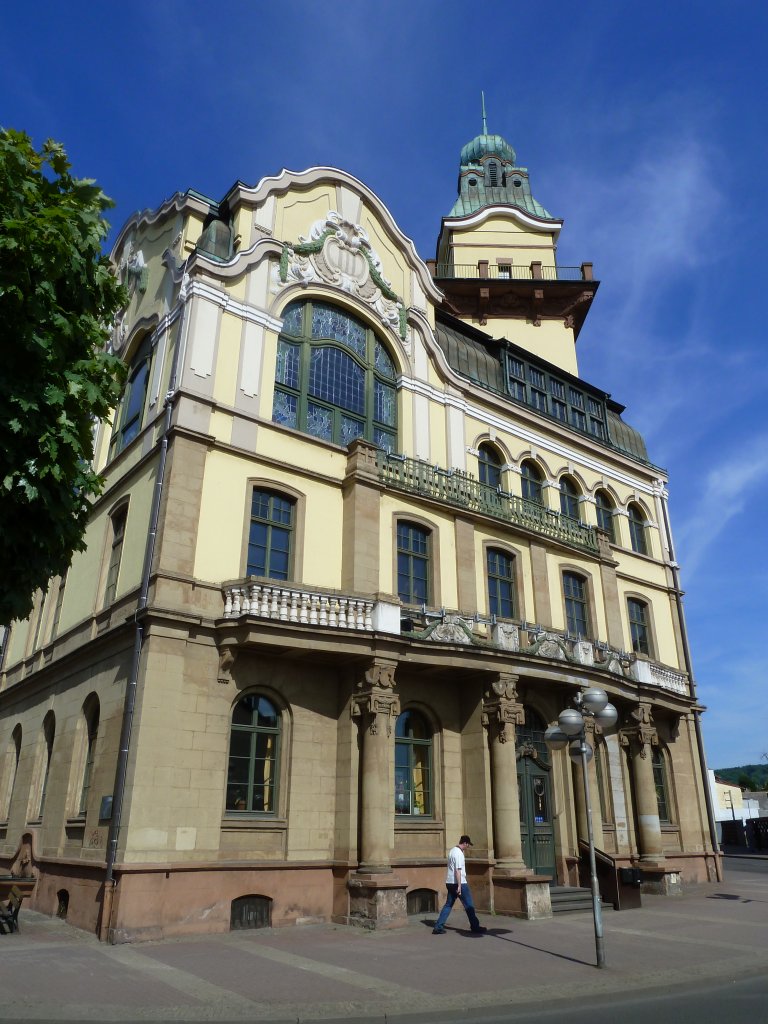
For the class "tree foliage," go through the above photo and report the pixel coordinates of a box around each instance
[0,129,127,626]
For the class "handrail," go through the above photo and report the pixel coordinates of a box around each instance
[376,452,598,553]
[433,263,588,282]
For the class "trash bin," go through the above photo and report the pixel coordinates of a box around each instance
[619,867,642,886]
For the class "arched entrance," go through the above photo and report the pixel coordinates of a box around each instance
[517,707,555,879]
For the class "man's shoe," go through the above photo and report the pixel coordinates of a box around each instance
[432,928,446,934]
[471,926,486,934]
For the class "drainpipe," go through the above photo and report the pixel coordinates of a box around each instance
[101,277,191,939]
[657,485,721,871]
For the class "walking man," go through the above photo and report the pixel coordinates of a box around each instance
[433,835,486,934]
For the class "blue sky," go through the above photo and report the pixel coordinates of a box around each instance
[3,2,766,770]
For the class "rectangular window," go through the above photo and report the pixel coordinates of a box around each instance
[569,388,585,409]
[104,508,127,607]
[530,389,547,412]
[563,572,589,637]
[529,368,545,389]
[397,522,430,605]
[570,408,587,431]
[487,549,515,619]
[552,399,567,421]
[627,598,651,655]
[247,490,294,580]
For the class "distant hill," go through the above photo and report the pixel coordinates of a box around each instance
[714,764,768,790]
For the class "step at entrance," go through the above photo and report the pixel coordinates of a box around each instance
[550,886,601,914]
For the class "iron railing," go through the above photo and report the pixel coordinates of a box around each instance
[376,453,598,553]
[432,263,589,282]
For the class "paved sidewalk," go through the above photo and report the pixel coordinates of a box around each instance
[0,861,766,1023]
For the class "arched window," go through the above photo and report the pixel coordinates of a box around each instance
[652,747,671,823]
[595,490,615,542]
[487,548,516,619]
[0,725,22,821]
[395,710,433,817]
[628,503,648,555]
[38,712,55,819]
[397,522,430,605]
[110,338,152,455]
[247,489,294,580]
[563,571,590,637]
[520,460,544,505]
[79,698,100,816]
[478,443,502,489]
[559,476,581,521]
[273,300,398,449]
[627,597,652,656]
[226,695,281,814]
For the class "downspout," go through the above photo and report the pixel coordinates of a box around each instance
[657,485,721,872]
[101,276,191,940]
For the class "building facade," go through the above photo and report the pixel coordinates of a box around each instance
[0,126,721,941]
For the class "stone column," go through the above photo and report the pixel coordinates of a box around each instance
[482,673,527,871]
[621,703,664,863]
[347,659,406,929]
[350,659,400,873]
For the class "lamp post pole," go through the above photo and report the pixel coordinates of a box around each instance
[545,687,618,970]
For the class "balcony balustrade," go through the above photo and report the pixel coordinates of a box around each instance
[376,452,598,553]
[429,262,593,282]
[223,581,374,630]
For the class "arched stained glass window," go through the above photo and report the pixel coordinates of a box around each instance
[273,300,397,449]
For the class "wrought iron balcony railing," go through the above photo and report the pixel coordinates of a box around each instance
[376,452,598,553]
[430,262,593,282]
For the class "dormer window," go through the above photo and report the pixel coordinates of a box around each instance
[487,161,499,187]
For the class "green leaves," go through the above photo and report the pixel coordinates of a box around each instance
[0,128,128,625]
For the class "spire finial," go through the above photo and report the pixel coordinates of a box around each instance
[481,91,488,135]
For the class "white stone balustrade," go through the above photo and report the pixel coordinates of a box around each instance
[223,582,375,631]
[633,658,689,695]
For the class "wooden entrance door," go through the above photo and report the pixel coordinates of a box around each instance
[517,708,555,879]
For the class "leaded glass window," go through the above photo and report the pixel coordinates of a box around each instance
[273,300,398,449]
[397,522,430,605]
[247,490,294,580]
[563,571,589,637]
[395,710,433,816]
[487,548,516,619]
[226,695,280,814]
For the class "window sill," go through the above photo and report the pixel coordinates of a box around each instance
[221,816,287,830]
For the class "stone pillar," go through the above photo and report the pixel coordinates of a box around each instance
[482,674,527,871]
[621,703,664,864]
[596,532,625,650]
[351,659,400,872]
[347,659,406,929]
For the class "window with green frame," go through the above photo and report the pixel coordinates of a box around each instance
[395,710,433,816]
[652,746,671,823]
[110,338,152,456]
[559,476,581,521]
[247,490,294,580]
[487,548,516,619]
[226,694,281,814]
[628,503,648,555]
[521,460,544,505]
[478,443,502,488]
[504,352,607,439]
[595,489,616,542]
[397,522,430,605]
[272,300,398,448]
[627,597,652,656]
[563,571,589,637]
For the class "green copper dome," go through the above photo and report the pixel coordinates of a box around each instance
[460,133,516,167]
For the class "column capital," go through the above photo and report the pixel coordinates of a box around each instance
[351,658,400,736]
[619,701,658,757]
[482,673,524,743]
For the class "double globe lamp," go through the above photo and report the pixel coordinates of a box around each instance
[544,687,618,969]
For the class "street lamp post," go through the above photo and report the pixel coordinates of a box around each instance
[544,687,618,969]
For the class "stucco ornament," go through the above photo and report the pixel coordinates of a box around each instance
[482,674,524,743]
[277,211,408,341]
[351,659,400,736]
[523,630,570,661]
[418,613,478,645]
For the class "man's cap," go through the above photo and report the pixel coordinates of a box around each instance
[459,835,473,846]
